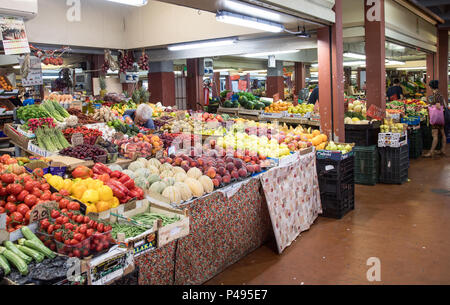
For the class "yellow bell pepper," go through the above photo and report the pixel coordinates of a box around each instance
[88,179,104,191]
[81,189,99,204]
[96,200,112,213]
[44,173,52,181]
[61,179,73,193]
[111,197,119,208]
[85,203,98,214]
[48,175,63,191]
[98,185,113,201]
[71,184,87,200]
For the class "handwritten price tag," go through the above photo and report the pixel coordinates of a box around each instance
[71,133,84,146]
[30,201,58,223]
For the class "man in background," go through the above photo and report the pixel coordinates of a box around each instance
[386,79,404,101]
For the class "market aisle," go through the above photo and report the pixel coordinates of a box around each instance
[206,148,450,285]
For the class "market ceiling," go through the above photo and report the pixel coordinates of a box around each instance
[410,0,450,28]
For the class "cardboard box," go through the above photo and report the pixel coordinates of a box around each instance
[47,155,94,171]
[3,123,30,148]
[378,132,408,148]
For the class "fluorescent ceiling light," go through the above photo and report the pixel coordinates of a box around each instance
[397,67,426,70]
[223,0,281,22]
[311,63,318,68]
[107,0,148,6]
[214,69,232,72]
[168,38,236,51]
[386,60,405,65]
[241,50,298,58]
[13,65,20,69]
[343,61,366,66]
[344,52,366,60]
[242,70,267,74]
[216,11,284,33]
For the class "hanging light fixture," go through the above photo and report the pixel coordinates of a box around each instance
[106,0,148,6]
[216,11,284,33]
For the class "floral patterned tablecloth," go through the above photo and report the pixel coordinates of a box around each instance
[259,150,322,253]
[135,151,321,284]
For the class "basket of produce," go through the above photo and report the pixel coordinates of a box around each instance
[59,144,108,163]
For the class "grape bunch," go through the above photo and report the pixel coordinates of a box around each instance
[138,52,149,70]
[101,61,110,73]
[119,51,134,73]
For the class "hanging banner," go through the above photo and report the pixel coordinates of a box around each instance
[0,16,30,55]
[238,80,247,91]
[18,56,43,86]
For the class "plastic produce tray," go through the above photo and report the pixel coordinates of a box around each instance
[353,145,378,185]
[378,144,409,184]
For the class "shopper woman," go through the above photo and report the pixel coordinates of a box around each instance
[423,80,447,157]
[123,103,155,129]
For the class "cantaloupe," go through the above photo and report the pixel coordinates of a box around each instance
[174,182,193,201]
[187,167,202,179]
[160,170,173,179]
[162,186,182,204]
[150,181,166,194]
[148,158,161,168]
[174,172,187,182]
[184,177,204,197]
[147,165,159,175]
[198,175,214,193]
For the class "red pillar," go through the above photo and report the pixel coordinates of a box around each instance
[186,58,203,110]
[225,75,231,91]
[266,76,284,100]
[317,0,344,141]
[364,0,386,111]
[148,72,175,106]
[426,53,436,97]
[437,28,448,102]
[89,54,104,94]
[213,72,220,97]
[294,62,306,93]
[245,73,251,92]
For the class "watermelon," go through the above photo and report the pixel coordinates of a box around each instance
[224,100,233,108]
[232,100,240,108]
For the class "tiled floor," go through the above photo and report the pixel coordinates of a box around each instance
[206,149,450,285]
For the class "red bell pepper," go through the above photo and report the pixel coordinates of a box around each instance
[128,188,139,199]
[119,196,131,204]
[95,163,111,175]
[105,181,125,199]
[118,174,131,184]
[110,171,122,179]
[96,174,110,184]
[123,179,135,190]
[107,179,129,197]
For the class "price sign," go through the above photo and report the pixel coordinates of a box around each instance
[71,101,83,111]
[155,149,164,159]
[29,201,58,223]
[367,104,384,121]
[71,133,84,146]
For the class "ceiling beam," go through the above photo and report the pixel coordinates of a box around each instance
[414,0,450,6]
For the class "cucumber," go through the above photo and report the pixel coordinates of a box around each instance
[21,226,45,247]
[0,254,11,275]
[3,241,32,264]
[17,245,44,263]
[0,247,28,276]
[18,239,56,259]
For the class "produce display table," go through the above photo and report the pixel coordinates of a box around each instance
[134,150,320,285]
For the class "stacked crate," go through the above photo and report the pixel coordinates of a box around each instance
[353,145,378,185]
[316,155,355,219]
[378,144,409,184]
[408,128,423,159]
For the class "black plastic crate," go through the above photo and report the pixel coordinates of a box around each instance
[345,126,380,146]
[378,145,409,184]
[320,186,355,219]
[408,128,423,159]
[353,145,378,185]
[316,155,354,182]
[318,174,354,199]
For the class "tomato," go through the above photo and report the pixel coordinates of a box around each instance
[73,249,81,258]
[67,201,80,211]
[79,225,87,234]
[104,225,112,232]
[0,200,5,207]
[64,239,71,245]
[40,219,49,230]
[32,181,41,190]
[64,223,74,231]
[70,239,79,246]
[60,208,68,214]
[10,211,24,224]
[59,189,70,196]
[49,243,56,251]
[40,192,51,201]
[1,173,15,184]
[7,226,15,233]
[17,190,29,202]
[62,216,70,224]
[22,175,33,183]
[73,233,83,242]
[54,224,61,230]
[55,216,65,225]
[59,198,69,209]
[32,188,43,198]
[32,168,44,177]
[24,194,37,208]
[24,181,34,193]
[82,249,89,257]
[47,224,55,235]
[4,202,16,213]
[6,194,16,203]
[86,228,94,237]
[16,203,29,216]
[76,215,84,223]
[97,223,104,233]
[71,214,77,222]
[87,220,95,229]
[25,210,31,221]
[54,231,63,242]
[95,244,104,252]
[83,216,90,224]
[51,193,63,202]
[0,187,7,196]
[40,183,50,191]
[9,184,23,196]
[67,212,73,218]
[50,209,60,219]
[0,207,4,213]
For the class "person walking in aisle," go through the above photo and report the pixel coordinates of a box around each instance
[423,80,447,157]
[386,79,404,101]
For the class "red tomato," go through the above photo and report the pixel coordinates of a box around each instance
[22,175,33,183]
[76,215,84,223]
[70,239,79,246]
[73,249,81,258]
[32,168,44,177]
[1,173,15,184]
[64,223,74,231]
[79,225,87,234]
[47,224,55,235]
[60,208,68,214]
[59,189,70,196]
[32,181,41,190]
[0,207,4,213]
[40,192,51,201]
[9,184,23,196]
[24,181,34,193]
[51,193,63,202]
[67,201,80,211]
[7,195,16,203]
[97,223,104,233]
[0,187,7,197]
[54,231,63,242]
[0,200,5,207]
[4,202,16,213]
[50,209,60,219]
[71,214,78,222]
[24,194,37,208]
[40,183,50,191]
[54,224,61,230]
[17,190,29,202]
[40,219,49,230]
[10,211,23,223]
[16,203,29,216]
[59,198,69,209]
[32,188,43,198]
[73,233,83,241]
[86,228,94,237]
[25,210,31,221]
[83,216,90,224]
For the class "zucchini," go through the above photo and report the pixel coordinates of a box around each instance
[3,241,32,264]
[0,247,28,276]
[21,226,45,247]
[17,245,44,263]
[0,254,11,275]
[18,238,56,259]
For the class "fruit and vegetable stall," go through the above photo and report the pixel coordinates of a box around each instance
[0,93,367,285]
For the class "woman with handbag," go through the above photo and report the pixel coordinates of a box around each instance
[423,80,447,157]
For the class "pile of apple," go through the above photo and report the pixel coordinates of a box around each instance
[159,151,263,187]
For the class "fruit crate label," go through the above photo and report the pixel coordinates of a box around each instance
[71,133,84,146]
[132,232,157,257]
[89,248,134,285]
[27,141,54,157]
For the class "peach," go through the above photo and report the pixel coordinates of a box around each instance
[238,168,247,177]
[226,162,235,172]
[206,167,216,179]
[218,167,226,176]
[222,175,231,184]
[231,170,239,179]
